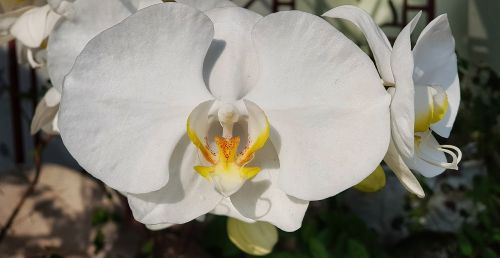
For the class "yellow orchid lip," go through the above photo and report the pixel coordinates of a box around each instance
[414,85,449,133]
[413,85,461,170]
[187,101,270,197]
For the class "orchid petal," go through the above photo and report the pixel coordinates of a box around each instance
[47,0,136,92]
[123,0,162,10]
[0,6,34,44]
[127,138,223,224]
[211,197,255,223]
[384,138,425,198]
[203,7,261,101]
[230,141,308,232]
[43,86,61,106]
[389,12,421,159]
[322,5,393,83]
[413,14,459,138]
[405,132,448,177]
[414,85,448,132]
[146,223,173,230]
[247,11,391,200]
[237,100,269,166]
[187,100,218,166]
[227,218,278,256]
[176,0,236,12]
[59,3,214,193]
[47,0,74,17]
[10,4,61,48]
[31,88,60,135]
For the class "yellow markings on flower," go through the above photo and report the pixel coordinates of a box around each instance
[186,117,216,165]
[193,165,214,178]
[227,218,278,256]
[354,165,386,192]
[414,86,449,133]
[40,38,48,49]
[216,136,240,165]
[187,102,270,196]
[430,91,448,124]
[193,136,263,182]
[237,117,270,166]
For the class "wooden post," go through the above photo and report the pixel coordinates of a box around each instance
[7,40,24,164]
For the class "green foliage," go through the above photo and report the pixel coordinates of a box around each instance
[140,239,154,258]
[93,228,105,255]
[91,208,111,226]
[448,56,500,258]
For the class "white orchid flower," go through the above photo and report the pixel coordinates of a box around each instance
[58,3,391,231]
[8,0,75,68]
[31,0,163,135]
[0,1,39,44]
[324,6,462,197]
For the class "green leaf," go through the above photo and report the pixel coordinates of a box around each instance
[458,236,473,256]
[91,208,110,226]
[93,229,105,255]
[482,248,497,258]
[347,239,370,258]
[141,239,154,256]
[308,237,330,258]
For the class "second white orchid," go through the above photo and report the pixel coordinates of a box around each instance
[324,6,462,197]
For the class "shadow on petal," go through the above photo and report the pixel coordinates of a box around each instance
[268,125,281,155]
[132,134,196,203]
[249,138,279,170]
[203,39,226,92]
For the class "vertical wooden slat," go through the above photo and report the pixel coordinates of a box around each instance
[7,40,24,164]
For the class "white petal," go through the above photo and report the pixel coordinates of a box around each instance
[176,0,236,12]
[414,85,449,133]
[389,12,420,159]
[211,197,255,223]
[31,88,61,135]
[322,5,393,83]
[127,138,223,224]
[236,100,269,166]
[43,87,61,107]
[10,5,61,48]
[203,7,261,101]
[413,14,459,138]
[59,3,214,193]
[230,140,308,232]
[246,11,391,200]
[146,223,173,230]
[384,138,425,198]
[405,133,447,177]
[0,6,35,42]
[122,0,162,10]
[52,111,60,133]
[47,0,135,92]
[47,0,75,17]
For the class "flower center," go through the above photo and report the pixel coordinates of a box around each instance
[187,101,270,197]
[414,85,461,169]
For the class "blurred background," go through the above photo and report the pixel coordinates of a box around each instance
[1,0,499,257]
